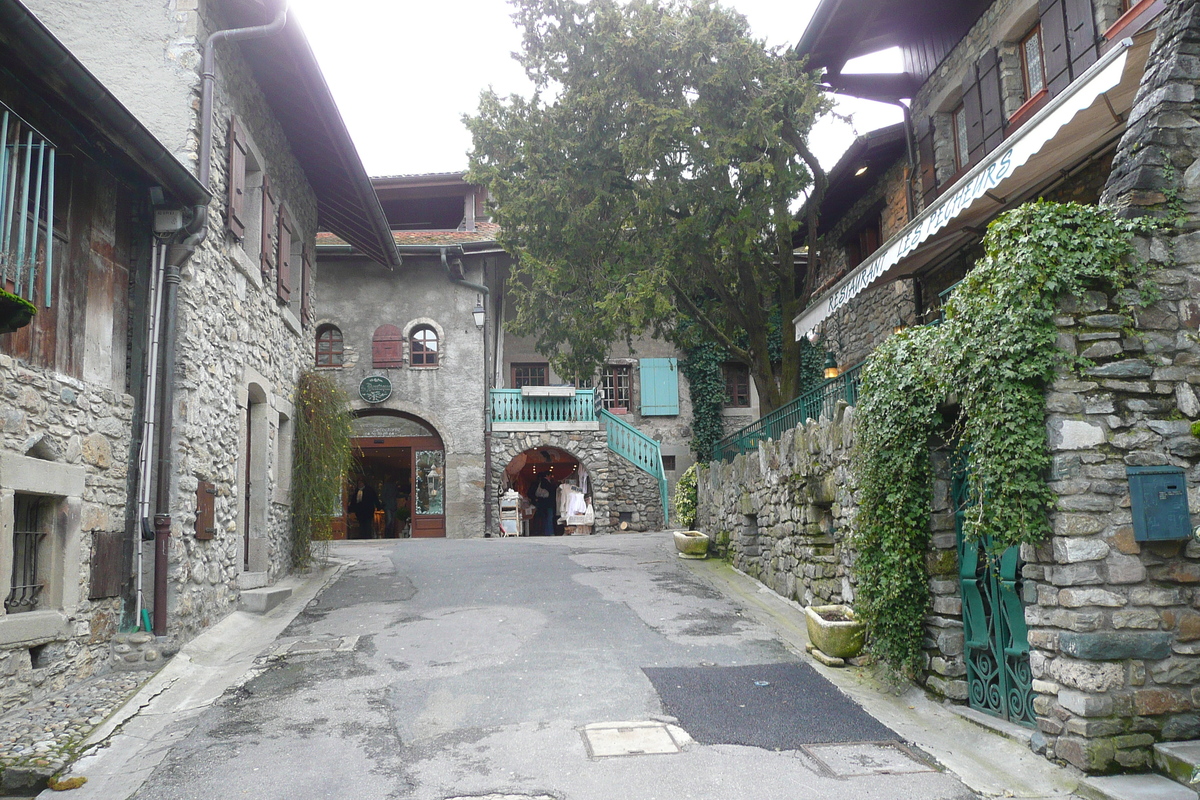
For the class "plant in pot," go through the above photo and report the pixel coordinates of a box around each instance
[0,287,36,335]
[804,604,866,662]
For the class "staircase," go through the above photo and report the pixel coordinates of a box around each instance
[1080,741,1200,800]
[599,409,670,526]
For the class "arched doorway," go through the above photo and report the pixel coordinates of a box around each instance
[339,411,446,539]
[501,447,588,536]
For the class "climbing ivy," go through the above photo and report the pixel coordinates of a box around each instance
[674,463,699,529]
[853,201,1154,675]
[291,370,354,568]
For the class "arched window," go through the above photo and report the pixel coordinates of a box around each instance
[410,325,439,367]
[372,324,403,368]
[315,325,343,368]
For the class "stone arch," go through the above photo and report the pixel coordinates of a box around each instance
[491,432,611,535]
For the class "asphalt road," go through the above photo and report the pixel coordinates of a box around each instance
[127,534,978,800]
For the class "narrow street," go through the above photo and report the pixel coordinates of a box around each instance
[121,535,976,800]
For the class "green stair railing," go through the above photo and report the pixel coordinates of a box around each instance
[599,409,669,525]
[712,361,865,462]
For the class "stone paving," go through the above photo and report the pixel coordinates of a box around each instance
[0,671,146,791]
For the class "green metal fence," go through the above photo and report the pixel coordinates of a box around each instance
[490,389,598,425]
[712,361,865,462]
[600,408,669,524]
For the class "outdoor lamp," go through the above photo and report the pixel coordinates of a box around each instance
[473,298,486,329]
[893,315,907,335]
[823,352,840,380]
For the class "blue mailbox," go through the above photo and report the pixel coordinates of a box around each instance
[1127,465,1192,542]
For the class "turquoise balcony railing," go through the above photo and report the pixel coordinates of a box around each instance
[490,389,598,425]
[712,361,865,462]
[600,409,669,524]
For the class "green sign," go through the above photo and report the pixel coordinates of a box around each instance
[359,375,392,404]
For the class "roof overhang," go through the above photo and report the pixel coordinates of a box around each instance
[794,33,1154,341]
[219,1,399,268]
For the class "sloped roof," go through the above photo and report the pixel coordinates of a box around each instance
[316,221,501,249]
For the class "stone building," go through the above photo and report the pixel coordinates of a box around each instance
[701,0,1200,779]
[317,172,742,537]
[11,0,395,653]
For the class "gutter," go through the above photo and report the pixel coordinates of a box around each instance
[151,1,289,637]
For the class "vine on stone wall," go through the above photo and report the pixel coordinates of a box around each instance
[292,370,354,568]
[853,201,1154,675]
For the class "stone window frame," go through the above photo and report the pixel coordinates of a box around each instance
[0,453,82,648]
[402,318,446,370]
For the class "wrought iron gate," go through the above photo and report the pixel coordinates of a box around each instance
[952,455,1035,726]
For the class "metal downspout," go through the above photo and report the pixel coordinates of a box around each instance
[150,2,288,637]
[441,247,493,536]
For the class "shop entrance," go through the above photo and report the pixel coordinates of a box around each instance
[337,412,445,539]
[501,447,588,536]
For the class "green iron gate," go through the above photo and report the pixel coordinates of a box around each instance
[952,454,1036,726]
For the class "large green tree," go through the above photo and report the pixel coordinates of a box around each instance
[466,0,830,412]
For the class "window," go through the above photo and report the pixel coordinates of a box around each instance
[723,363,751,408]
[845,215,882,269]
[316,325,343,367]
[373,325,403,368]
[7,495,47,613]
[276,204,295,305]
[512,363,547,388]
[952,104,970,172]
[662,455,677,472]
[1020,25,1046,100]
[601,364,631,412]
[410,326,439,367]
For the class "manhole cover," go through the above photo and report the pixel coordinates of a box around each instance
[272,635,359,657]
[803,741,935,777]
[581,720,690,757]
[444,796,556,800]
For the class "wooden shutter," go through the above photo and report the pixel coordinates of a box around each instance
[260,174,274,282]
[88,531,123,599]
[277,205,292,304]
[1040,0,1071,96]
[916,117,939,202]
[1064,0,1098,77]
[977,49,1005,153]
[639,357,679,416]
[373,324,403,367]
[300,244,312,325]
[961,66,984,166]
[195,480,216,540]
[226,117,247,240]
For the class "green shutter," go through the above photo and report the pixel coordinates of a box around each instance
[639,358,679,416]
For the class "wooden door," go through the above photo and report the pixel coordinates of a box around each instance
[410,437,446,538]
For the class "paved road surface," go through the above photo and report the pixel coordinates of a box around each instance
[127,534,978,800]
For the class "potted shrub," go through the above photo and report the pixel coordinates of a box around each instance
[0,288,36,335]
[804,604,866,660]
[673,530,709,559]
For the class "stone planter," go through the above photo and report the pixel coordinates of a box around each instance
[805,604,865,660]
[0,288,36,334]
[673,530,709,559]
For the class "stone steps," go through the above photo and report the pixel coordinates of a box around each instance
[1078,741,1200,800]
[238,586,292,614]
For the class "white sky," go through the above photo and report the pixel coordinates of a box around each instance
[287,0,903,177]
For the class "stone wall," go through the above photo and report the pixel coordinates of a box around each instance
[491,428,665,535]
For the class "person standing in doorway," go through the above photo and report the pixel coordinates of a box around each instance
[382,475,399,538]
[349,479,379,539]
[529,473,558,536]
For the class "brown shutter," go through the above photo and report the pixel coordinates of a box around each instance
[1040,0,1071,96]
[373,324,403,367]
[961,66,984,165]
[195,480,216,540]
[1064,0,1098,77]
[977,49,1005,153]
[88,531,123,599]
[260,174,274,282]
[226,117,247,240]
[277,206,292,304]
[916,117,939,202]
[300,244,312,325]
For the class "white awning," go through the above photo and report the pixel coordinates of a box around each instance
[794,33,1153,340]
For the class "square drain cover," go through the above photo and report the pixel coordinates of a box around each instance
[804,742,935,777]
[582,721,686,757]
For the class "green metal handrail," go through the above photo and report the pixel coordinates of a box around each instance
[490,389,598,424]
[712,361,865,462]
[599,408,669,524]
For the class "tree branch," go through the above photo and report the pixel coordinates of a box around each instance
[666,274,753,365]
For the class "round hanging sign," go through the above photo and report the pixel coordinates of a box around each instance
[359,375,392,404]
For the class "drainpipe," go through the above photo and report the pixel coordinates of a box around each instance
[150,2,289,637]
[441,247,493,537]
